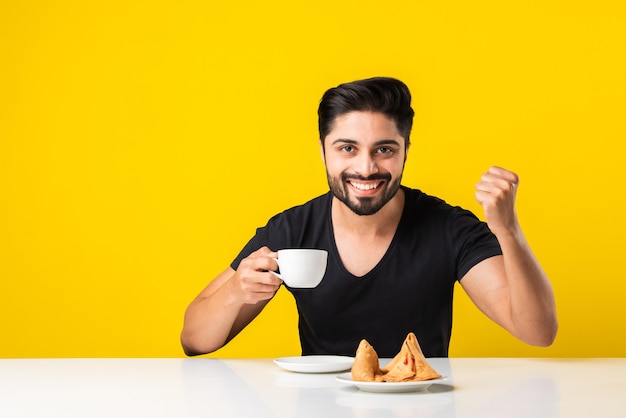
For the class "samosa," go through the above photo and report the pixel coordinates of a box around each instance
[351,332,441,382]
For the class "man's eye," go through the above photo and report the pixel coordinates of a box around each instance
[377,147,393,154]
[341,145,355,153]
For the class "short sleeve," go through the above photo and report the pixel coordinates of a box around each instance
[451,209,503,280]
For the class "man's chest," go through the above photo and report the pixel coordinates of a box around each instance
[334,233,394,277]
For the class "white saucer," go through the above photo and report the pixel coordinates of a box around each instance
[273,356,354,373]
[336,373,448,393]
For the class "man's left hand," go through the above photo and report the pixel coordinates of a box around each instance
[475,166,520,236]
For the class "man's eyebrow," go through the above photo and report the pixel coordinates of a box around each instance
[374,139,402,147]
[330,139,401,146]
[331,138,358,146]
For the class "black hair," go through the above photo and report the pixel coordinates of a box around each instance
[318,77,414,146]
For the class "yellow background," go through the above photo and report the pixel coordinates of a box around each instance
[1,1,625,358]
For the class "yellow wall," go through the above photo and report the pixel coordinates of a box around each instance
[1,1,625,358]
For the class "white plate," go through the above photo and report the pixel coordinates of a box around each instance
[273,356,354,373]
[336,372,448,393]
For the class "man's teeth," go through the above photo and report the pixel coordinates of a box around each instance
[350,181,379,191]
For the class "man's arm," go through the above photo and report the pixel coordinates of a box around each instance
[180,247,283,356]
[460,167,558,346]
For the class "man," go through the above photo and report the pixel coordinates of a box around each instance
[181,77,558,357]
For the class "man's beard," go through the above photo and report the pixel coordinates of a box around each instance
[327,171,402,216]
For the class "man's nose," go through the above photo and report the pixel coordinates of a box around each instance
[355,154,379,177]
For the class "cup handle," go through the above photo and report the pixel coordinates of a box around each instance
[269,270,283,280]
[270,258,282,280]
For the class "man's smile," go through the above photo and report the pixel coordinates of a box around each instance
[348,180,384,192]
[343,172,391,197]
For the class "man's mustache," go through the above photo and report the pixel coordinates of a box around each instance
[341,173,392,182]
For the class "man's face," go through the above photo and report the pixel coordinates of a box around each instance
[321,111,408,216]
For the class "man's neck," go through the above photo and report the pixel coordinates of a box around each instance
[331,188,405,238]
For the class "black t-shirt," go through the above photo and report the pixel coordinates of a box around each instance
[231,186,502,357]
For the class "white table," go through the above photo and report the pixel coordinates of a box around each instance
[0,358,624,417]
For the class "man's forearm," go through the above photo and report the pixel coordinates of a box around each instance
[498,228,558,346]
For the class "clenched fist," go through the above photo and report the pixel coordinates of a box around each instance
[475,166,520,237]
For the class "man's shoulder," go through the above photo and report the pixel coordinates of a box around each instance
[402,186,449,209]
[402,186,477,221]
[268,192,331,222]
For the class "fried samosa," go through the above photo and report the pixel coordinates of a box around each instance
[351,332,441,382]
[380,332,441,382]
[351,339,384,382]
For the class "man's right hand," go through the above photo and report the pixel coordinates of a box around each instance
[230,246,283,304]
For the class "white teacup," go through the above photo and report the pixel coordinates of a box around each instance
[271,249,328,288]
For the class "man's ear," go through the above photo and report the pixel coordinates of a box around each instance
[404,142,410,162]
[319,139,326,164]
